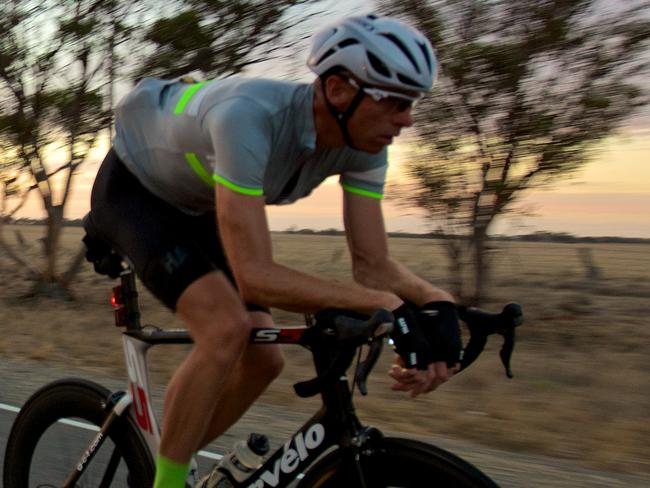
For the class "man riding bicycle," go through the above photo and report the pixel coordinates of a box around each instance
[87,14,463,488]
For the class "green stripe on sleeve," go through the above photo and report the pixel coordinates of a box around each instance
[212,173,264,197]
[185,153,214,187]
[174,82,206,115]
[341,183,383,200]
[185,152,264,196]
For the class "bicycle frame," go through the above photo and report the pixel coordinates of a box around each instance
[111,323,375,488]
[123,332,163,456]
[64,265,350,487]
[72,263,374,486]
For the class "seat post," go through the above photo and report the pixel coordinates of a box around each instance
[113,265,142,331]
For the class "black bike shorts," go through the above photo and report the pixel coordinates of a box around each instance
[89,148,268,314]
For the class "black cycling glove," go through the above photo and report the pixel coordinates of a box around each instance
[416,301,463,367]
[390,303,433,370]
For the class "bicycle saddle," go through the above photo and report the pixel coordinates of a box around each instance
[82,213,125,279]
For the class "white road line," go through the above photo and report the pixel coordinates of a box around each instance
[0,402,20,414]
[197,450,221,460]
[0,401,221,460]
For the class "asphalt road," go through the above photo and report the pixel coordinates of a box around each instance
[1,358,648,488]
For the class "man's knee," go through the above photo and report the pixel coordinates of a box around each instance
[246,345,285,384]
[246,312,284,381]
[264,346,285,381]
[176,272,252,358]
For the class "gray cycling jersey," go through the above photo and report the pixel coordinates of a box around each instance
[112,77,388,214]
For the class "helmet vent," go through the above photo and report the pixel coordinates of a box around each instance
[338,38,360,48]
[316,48,337,66]
[397,73,421,88]
[380,33,420,74]
[418,41,433,74]
[367,51,391,77]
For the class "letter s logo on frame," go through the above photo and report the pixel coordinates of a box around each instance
[254,329,280,342]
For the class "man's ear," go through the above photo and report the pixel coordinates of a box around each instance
[325,75,353,110]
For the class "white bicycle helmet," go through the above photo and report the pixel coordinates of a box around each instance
[307,14,437,94]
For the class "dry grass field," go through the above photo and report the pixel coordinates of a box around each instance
[0,225,648,476]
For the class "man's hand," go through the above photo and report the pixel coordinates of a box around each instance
[389,304,437,397]
[389,356,460,398]
[390,304,432,369]
[388,302,462,398]
[418,301,463,369]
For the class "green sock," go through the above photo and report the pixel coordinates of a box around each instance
[153,454,190,488]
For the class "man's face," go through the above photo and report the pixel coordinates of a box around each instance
[346,91,416,153]
[335,76,419,153]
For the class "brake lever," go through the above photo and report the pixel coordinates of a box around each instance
[354,336,384,396]
[497,303,523,378]
[458,303,523,378]
[499,326,515,378]
[294,348,356,398]
[294,309,394,398]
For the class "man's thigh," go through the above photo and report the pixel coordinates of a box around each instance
[90,150,229,310]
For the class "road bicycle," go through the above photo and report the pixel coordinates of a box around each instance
[3,218,523,487]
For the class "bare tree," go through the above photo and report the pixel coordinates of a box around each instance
[380,0,650,303]
[0,1,136,296]
[0,0,325,297]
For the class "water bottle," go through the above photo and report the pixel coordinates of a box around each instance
[197,433,269,487]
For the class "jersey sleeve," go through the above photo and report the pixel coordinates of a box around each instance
[202,97,272,197]
[339,149,388,200]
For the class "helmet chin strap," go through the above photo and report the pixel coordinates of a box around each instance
[320,75,367,150]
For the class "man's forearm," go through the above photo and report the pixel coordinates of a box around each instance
[353,257,454,306]
[236,261,402,315]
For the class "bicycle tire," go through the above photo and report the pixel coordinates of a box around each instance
[3,378,155,488]
[296,436,499,488]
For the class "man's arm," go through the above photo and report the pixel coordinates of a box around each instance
[343,190,461,395]
[215,185,401,314]
[342,191,453,305]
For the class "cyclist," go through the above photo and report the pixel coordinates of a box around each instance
[87,14,462,488]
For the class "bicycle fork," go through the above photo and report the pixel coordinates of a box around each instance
[62,333,163,488]
[62,392,134,488]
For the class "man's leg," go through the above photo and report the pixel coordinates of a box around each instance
[157,271,252,469]
[88,151,277,485]
[196,311,284,448]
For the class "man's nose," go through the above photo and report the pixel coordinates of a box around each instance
[393,107,414,127]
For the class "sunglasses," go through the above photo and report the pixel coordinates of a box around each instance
[346,78,422,112]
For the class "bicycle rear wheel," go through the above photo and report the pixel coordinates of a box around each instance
[297,436,498,488]
[3,378,155,488]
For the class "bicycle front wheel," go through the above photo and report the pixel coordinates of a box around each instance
[297,436,498,488]
[3,378,155,488]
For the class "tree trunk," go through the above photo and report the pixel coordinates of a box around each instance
[444,237,465,301]
[43,205,65,282]
[60,243,88,289]
[471,225,490,306]
[578,247,602,281]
